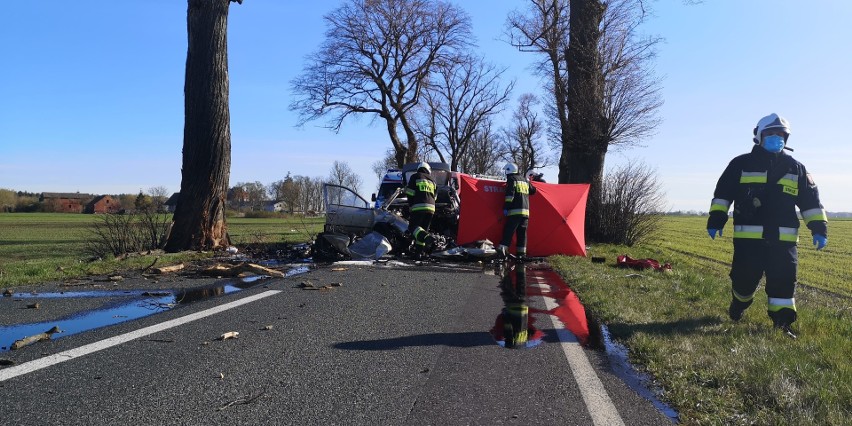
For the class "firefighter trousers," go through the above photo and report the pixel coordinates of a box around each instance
[729,239,798,324]
[407,211,434,250]
[501,216,529,255]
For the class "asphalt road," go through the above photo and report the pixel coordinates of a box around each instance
[0,260,673,425]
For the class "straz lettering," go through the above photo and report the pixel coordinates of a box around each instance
[782,186,798,196]
[484,185,502,193]
[416,180,436,195]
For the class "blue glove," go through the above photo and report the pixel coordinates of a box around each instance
[708,229,722,239]
[813,234,827,250]
[503,209,508,216]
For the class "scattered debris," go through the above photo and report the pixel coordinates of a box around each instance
[141,257,160,274]
[11,326,61,350]
[0,359,15,366]
[329,282,343,287]
[217,391,265,411]
[2,289,12,297]
[261,325,273,331]
[199,262,284,278]
[297,281,315,289]
[26,302,40,309]
[219,372,225,379]
[150,264,185,275]
[217,331,240,341]
[330,267,348,272]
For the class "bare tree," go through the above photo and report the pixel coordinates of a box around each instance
[290,0,472,167]
[371,149,398,178]
[165,0,242,252]
[565,0,663,240]
[147,186,170,212]
[416,54,514,171]
[597,161,665,245]
[507,0,570,176]
[327,161,362,194]
[457,119,503,175]
[509,0,663,242]
[500,93,550,176]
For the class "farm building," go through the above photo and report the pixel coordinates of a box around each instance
[86,195,121,214]
[40,192,93,213]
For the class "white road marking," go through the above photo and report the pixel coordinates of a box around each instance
[541,293,626,426]
[0,290,281,382]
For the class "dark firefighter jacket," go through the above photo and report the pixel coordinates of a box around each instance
[504,173,537,217]
[708,145,827,242]
[405,170,436,213]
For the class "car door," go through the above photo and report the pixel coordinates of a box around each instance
[323,184,376,235]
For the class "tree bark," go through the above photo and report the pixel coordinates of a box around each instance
[565,0,607,238]
[165,0,234,252]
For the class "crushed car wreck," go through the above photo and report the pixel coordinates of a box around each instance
[310,162,591,262]
[312,162,471,261]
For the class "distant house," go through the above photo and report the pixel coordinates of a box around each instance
[164,193,180,212]
[40,192,94,213]
[263,200,286,212]
[86,195,121,214]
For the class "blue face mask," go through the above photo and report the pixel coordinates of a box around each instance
[762,135,785,153]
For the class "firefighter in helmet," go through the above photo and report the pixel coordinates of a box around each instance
[707,113,828,338]
[497,162,537,259]
[405,162,436,259]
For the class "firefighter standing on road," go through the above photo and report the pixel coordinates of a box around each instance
[497,162,537,259]
[707,113,828,338]
[405,162,436,259]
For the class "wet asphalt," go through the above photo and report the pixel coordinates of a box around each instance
[0,260,673,425]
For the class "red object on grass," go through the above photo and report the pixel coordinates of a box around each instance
[456,174,589,257]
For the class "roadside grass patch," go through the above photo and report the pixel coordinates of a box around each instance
[0,213,324,288]
[550,217,852,425]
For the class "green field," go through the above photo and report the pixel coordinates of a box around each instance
[645,216,852,297]
[0,213,324,287]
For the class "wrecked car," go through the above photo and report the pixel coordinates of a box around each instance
[313,162,462,261]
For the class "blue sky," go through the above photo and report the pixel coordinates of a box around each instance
[2,1,850,212]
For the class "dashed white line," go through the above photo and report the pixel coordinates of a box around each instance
[0,290,281,382]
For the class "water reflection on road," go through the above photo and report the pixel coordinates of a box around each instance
[0,266,309,352]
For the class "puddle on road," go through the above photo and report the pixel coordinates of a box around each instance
[0,266,310,352]
[490,260,677,422]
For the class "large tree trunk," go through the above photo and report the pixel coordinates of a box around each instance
[565,0,607,240]
[165,0,234,252]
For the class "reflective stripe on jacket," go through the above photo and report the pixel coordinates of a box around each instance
[708,145,827,241]
[405,171,436,213]
[504,173,536,217]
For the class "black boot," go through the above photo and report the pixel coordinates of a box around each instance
[728,298,752,322]
[769,309,798,339]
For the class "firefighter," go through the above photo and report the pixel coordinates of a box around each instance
[497,162,537,259]
[405,162,436,260]
[707,113,828,338]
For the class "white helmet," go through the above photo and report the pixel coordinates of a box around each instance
[417,162,431,173]
[503,162,518,175]
[753,113,791,143]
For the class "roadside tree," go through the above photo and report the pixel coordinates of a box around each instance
[290,0,472,167]
[165,0,242,252]
[416,54,514,172]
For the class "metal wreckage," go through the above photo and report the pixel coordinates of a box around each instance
[311,162,499,262]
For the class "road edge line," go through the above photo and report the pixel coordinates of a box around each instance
[0,290,282,382]
[542,294,626,426]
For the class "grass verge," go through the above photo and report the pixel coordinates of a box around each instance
[550,240,852,425]
[0,213,323,288]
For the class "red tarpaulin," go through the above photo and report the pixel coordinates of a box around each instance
[456,174,588,257]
